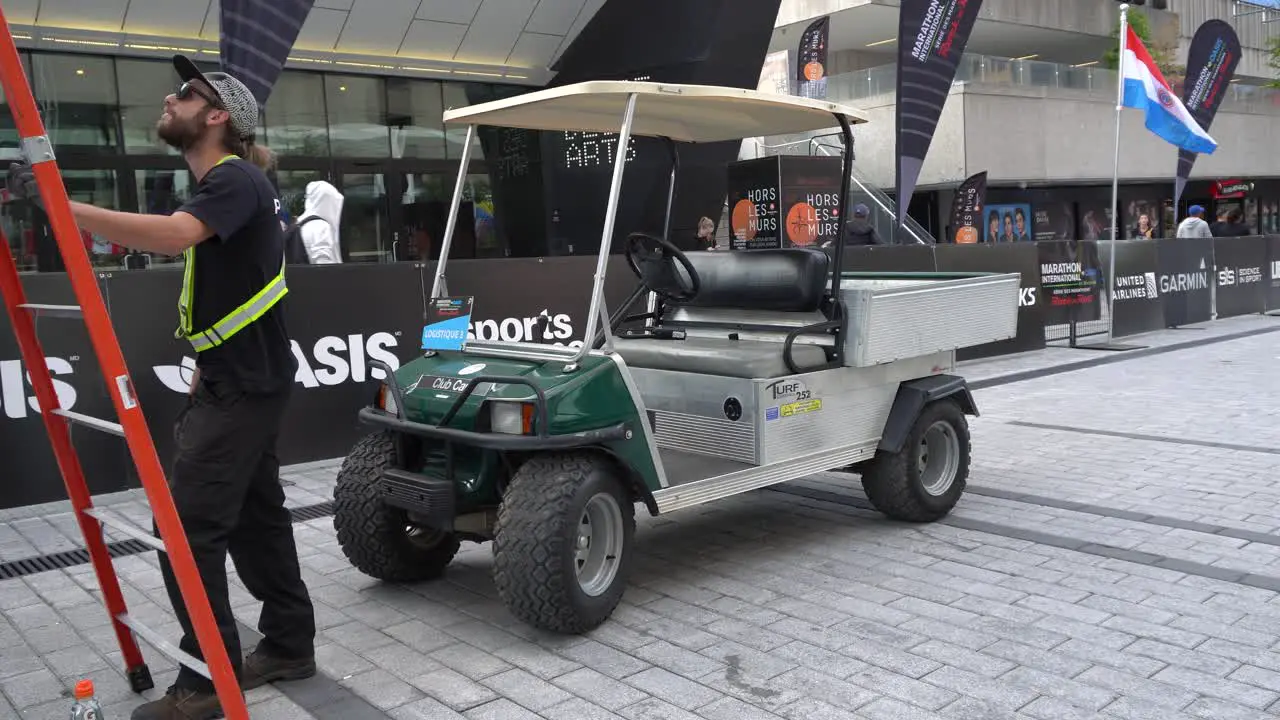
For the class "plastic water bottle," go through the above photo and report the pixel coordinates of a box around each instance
[70,679,103,719]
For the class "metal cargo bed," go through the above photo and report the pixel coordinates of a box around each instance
[838,271,1022,367]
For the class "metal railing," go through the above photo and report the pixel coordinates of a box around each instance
[827,52,1280,115]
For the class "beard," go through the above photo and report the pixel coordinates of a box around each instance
[156,111,207,151]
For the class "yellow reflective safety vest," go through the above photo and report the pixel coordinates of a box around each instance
[175,154,289,352]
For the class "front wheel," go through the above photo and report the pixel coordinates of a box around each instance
[333,432,461,582]
[491,452,636,634]
[861,398,970,522]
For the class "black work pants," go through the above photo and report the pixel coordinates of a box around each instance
[154,376,316,693]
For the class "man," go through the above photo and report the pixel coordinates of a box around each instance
[1176,204,1213,239]
[1214,207,1251,237]
[291,179,345,263]
[837,203,883,246]
[7,56,316,719]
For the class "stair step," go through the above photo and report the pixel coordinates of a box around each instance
[116,612,211,679]
[52,408,124,436]
[83,507,166,553]
[18,303,82,318]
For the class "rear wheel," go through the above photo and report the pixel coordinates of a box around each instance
[334,432,461,582]
[492,452,636,634]
[861,398,969,522]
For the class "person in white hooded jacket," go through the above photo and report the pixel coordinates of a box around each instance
[295,180,344,263]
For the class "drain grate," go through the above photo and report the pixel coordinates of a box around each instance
[0,501,336,581]
[291,501,335,523]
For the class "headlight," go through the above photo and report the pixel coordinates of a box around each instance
[490,401,535,435]
[375,384,398,416]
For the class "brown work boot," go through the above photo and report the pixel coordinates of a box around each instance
[130,685,225,719]
[239,643,317,690]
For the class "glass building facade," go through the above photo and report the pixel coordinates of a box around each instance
[0,50,530,273]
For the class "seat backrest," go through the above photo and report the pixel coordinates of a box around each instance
[672,247,831,313]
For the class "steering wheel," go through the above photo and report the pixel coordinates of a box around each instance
[623,232,701,303]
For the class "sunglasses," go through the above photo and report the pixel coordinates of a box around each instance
[175,81,224,109]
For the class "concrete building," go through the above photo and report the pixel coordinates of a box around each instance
[760,0,1280,240]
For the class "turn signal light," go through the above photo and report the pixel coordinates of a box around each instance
[491,401,535,435]
[375,384,398,415]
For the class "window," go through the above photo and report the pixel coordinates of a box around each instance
[386,78,445,159]
[118,58,184,155]
[133,168,193,268]
[0,53,31,161]
[265,71,329,156]
[32,54,120,150]
[325,74,389,157]
[339,173,389,262]
[442,82,484,160]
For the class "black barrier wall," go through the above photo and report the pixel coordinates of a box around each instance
[1099,240,1165,337]
[1214,235,1268,318]
[0,273,128,507]
[1157,235,1215,326]
[0,259,639,509]
[1270,236,1280,312]
[5,238,1278,508]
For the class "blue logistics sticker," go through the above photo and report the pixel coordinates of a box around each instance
[421,296,474,351]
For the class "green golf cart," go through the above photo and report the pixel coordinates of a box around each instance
[333,80,1020,634]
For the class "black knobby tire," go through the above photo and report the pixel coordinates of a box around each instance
[333,431,461,582]
[862,398,970,522]
[491,452,636,634]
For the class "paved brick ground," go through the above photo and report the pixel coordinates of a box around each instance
[3,314,1280,718]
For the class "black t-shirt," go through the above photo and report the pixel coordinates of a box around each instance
[176,157,296,395]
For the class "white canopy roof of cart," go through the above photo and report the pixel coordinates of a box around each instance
[441,80,870,143]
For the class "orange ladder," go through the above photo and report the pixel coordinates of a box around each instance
[0,4,249,719]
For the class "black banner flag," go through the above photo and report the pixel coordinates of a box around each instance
[796,16,830,99]
[947,171,986,243]
[895,0,983,231]
[219,0,316,105]
[1175,19,1240,209]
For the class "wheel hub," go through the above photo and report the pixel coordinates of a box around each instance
[918,420,960,497]
[574,493,624,597]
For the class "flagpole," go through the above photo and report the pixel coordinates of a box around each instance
[1107,3,1129,341]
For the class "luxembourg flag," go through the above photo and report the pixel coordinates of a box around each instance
[1120,26,1218,154]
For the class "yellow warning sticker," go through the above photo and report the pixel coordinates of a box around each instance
[780,399,822,417]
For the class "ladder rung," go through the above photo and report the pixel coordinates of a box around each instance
[83,507,166,553]
[18,303,83,318]
[116,612,211,680]
[52,408,124,436]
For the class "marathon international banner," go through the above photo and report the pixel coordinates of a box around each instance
[1174,20,1241,209]
[947,171,987,244]
[895,0,984,229]
[1099,240,1163,337]
[1036,240,1102,326]
[1156,236,1214,326]
[1212,235,1266,318]
[795,16,830,99]
[219,0,316,104]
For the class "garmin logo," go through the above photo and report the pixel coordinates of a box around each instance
[1160,259,1209,294]
[154,332,402,393]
